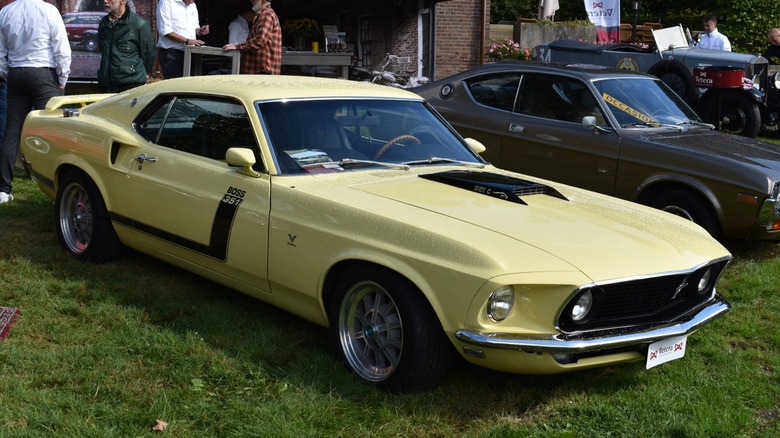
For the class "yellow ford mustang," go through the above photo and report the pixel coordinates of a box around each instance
[20,76,731,392]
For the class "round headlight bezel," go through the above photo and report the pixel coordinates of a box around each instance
[562,287,604,327]
[695,267,713,296]
[571,290,594,322]
[487,286,515,322]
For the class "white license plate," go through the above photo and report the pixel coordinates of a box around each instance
[646,335,687,369]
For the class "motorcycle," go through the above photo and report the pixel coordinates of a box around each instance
[350,54,421,88]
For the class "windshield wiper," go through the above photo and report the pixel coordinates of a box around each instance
[625,122,683,131]
[401,157,486,168]
[331,158,410,170]
[678,120,715,129]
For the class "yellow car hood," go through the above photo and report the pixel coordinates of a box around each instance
[351,168,728,282]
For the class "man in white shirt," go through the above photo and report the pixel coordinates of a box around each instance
[0,0,71,204]
[156,0,210,78]
[698,15,731,51]
[229,9,255,44]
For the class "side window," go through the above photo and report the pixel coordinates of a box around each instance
[516,74,607,124]
[135,96,260,164]
[464,73,522,111]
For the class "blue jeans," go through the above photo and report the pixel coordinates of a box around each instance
[0,67,63,194]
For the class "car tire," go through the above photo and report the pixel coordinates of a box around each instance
[699,90,761,138]
[82,34,98,53]
[55,170,125,262]
[648,60,697,106]
[329,265,453,393]
[647,190,721,239]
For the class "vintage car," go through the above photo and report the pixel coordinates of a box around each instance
[20,76,731,392]
[535,26,774,138]
[414,61,780,241]
[62,12,106,52]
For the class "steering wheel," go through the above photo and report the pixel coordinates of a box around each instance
[374,135,421,159]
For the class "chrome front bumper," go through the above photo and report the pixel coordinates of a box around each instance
[455,295,730,354]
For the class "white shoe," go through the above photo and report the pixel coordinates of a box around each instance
[0,192,13,204]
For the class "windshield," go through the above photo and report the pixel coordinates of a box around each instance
[257,99,482,174]
[593,78,701,128]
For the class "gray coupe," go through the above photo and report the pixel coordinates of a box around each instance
[414,62,780,240]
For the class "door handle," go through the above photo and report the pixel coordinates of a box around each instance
[135,153,157,164]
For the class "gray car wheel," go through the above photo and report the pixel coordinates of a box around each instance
[330,265,452,392]
[55,171,124,262]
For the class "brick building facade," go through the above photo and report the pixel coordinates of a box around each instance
[16,0,490,82]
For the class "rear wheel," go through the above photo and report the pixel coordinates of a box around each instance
[329,266,453,393]
[55,171,124,262]
[647,190,721,239]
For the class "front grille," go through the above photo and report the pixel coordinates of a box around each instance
[749,59,769,103]
[558,259,729,333]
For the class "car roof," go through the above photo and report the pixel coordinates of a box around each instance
[418,61,655,88]
[126,75,424,102]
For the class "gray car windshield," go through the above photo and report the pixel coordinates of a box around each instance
[258,99,482,174]
[593,78,701,128]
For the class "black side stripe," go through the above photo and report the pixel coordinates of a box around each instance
[110,196,240,262]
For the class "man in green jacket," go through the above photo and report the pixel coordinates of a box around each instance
[98,0,155,92]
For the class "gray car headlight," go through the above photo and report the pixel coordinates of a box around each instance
[488,286,515,321]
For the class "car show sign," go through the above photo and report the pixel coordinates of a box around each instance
[692,66,745,88]
[584,0,620,43]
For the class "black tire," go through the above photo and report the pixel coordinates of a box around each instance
[699,90,761,138]
[648,60,697,106]
[647,190,721,239]
[55,171,125,262]
[329,265,453,393]
[82,34,98,53]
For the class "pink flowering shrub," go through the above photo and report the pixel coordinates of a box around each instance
[488,39,532,61]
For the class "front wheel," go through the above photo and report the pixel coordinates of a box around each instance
[329,266,453,393]
[55,171,124,262]
[699,90,761,138]
[647,190,721,239]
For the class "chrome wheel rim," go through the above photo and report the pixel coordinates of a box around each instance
[59,183,93,254]
[338,281,403,382]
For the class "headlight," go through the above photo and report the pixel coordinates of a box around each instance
[697,267,712,294]
[773,72,780,90]
[487,286,515,321]
[571,290,594,322]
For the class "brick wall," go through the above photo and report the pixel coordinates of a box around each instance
[434,0,489,80]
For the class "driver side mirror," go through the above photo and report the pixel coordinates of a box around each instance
[226,147,262,178]
[582,116,613,134]
[464,137,487,154]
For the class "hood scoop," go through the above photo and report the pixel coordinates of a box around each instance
[419,170,568,205]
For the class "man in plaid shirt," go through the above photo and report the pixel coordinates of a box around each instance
[222,0,281,74]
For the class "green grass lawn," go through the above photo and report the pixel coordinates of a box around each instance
[1,169,779,437]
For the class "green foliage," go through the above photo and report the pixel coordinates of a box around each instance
[492,0,780,54]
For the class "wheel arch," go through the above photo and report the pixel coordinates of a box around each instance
[55,161,114,211]
[636,178,723,225]
[321,258,456,334]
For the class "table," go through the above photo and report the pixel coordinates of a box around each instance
[282,51,353,79]
[183,46,352,79]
